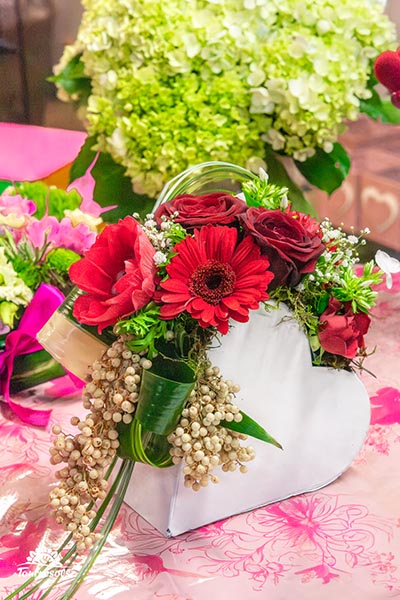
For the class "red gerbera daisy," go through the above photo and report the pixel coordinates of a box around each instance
[159,225,274,334]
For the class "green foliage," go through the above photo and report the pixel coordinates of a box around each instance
[10,254,42,289]
[13,181,82,220]
[264,146,312,214]
[49,53,92,102]
[221,410,282,448]
[332,262,383,313]
[242,175,289,210]
[295,143,350,195]
[267,289,321,339]
[116,304,169,358]
[359,74,400,124]
[45,248,81,274]
[70,137,155,221]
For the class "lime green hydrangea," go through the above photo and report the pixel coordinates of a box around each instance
[56,0,395,196]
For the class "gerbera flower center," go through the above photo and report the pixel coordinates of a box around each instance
[189,259,236,305]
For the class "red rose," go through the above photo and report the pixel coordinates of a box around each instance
[318,298,371,359]
[239,207,325,287]
[286,209,323,239]
[69,216,156,332]
[154,192,247,231]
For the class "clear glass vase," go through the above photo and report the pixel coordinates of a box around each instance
[154,160,256,209]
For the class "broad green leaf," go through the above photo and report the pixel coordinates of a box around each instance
[117,418,173,467]
[295,143,350,195]
[380,99,400,124]
[359,87,388,121]
[221,410,282,449]
[135,356,195,435]
[264,146,312,214]
[316,291,330,315]
[359,72,400,124]
[48,53,92,99]
[70,137,154,221]
[360,91,400,124]
[10,350,66,393]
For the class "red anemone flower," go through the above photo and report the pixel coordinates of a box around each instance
[159,225,274,334]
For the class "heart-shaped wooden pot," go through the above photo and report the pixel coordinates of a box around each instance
[124,303,370,537]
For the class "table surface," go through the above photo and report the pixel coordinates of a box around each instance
[0,275,399,600]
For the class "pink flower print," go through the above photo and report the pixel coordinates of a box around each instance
[295,563,340,584]
[247,493,390,572]
[364,424,391,455]
[370,387,400,425]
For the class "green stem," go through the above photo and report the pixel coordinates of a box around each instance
[58,459,135,600]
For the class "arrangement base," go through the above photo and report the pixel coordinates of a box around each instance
[123,305,370,537]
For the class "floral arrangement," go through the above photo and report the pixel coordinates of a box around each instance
[7,161,395,600]
[53,0,396,207]
[0,175,111,425]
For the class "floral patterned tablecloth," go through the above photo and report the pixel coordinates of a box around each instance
[0,275,399,600]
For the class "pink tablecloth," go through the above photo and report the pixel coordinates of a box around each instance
[0,276,399,600]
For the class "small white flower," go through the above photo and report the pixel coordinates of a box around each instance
[280,194,289,209]
[375,250,400,290]
[153,251,167,266]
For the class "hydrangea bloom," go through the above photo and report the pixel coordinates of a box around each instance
[0,248,33,307]
[56,0,395,196]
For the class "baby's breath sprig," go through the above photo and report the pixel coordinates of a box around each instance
[142,213,186,269]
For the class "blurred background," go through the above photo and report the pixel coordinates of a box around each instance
[0,0,83,128]
[0,0,399,256]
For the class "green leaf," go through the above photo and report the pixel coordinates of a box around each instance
[117,419,173,467]
[135,355,196,435]
[221,410,282,449]
[295,143,350,195]
[359,77,400,124]
[70,137,154,221]
[10,350,66,393]
[380,99,400,124]
[316,291,330,315]
[264,146,313,214]
[359,87,388,121]
[48,53,92,100]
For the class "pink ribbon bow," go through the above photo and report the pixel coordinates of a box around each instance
[0,283,65,426]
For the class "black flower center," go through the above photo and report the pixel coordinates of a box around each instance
[189,260,236,305]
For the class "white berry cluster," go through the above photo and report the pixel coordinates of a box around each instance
[49,337,152,553]
[168,363,256,491]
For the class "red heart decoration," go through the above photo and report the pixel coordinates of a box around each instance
[391,90,400,109]
[374,49,400,93]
